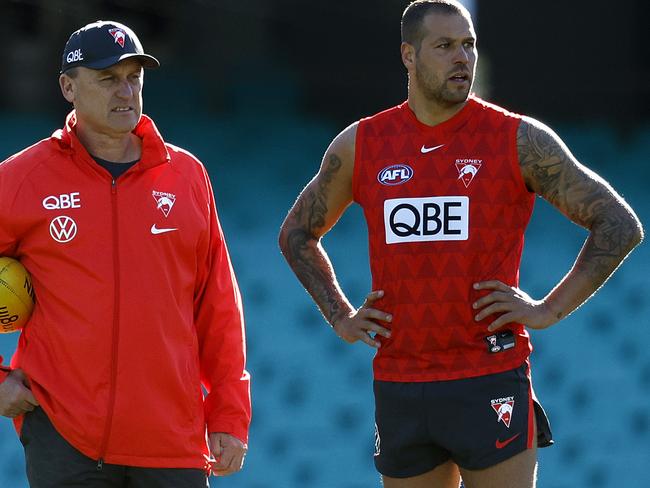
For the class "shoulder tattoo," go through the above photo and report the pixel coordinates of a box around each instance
[517,118,642,275]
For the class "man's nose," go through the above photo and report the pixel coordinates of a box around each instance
[115,79,134,98]
[453,45,471,64]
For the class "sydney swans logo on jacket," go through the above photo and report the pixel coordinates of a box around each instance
[152,191,176,218]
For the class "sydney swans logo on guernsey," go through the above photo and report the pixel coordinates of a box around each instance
[455,159,482,187]
[152,191,176,217]
[50,216,78,243]
[491,396,515,428]
[384,196,469,244]
[377,164,414,186]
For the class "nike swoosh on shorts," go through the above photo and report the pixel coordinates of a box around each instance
[495,432,521,449]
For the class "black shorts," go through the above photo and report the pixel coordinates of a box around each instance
[20,407,209,488]
[373,362,553,478]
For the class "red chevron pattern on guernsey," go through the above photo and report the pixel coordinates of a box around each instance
[353,96,535,382]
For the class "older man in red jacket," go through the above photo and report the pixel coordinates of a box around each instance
[0,20,250,487]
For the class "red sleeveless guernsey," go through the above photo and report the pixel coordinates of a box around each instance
[353,96,535,382]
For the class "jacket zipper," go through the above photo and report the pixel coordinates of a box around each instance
[97,178,121,470]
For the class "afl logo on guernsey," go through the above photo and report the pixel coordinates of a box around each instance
[377,164,414,186]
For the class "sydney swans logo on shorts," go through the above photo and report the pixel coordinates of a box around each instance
[152,191,176,218]
[491,396,515,428]
[108,28,126,48]
[377,164,414,186]
[49,216,78,243]
[455,159,482,188]
[384,196,469,244]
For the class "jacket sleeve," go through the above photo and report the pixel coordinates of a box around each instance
[0,159,18,376]
[0,157,19,256]
[193,164,251,445]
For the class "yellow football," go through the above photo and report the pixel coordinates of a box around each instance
[0,257,35,333]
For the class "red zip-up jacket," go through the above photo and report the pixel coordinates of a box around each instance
[0,112,251,469]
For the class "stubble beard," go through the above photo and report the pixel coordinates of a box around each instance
[415,64,472,107]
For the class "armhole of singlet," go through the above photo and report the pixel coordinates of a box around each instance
[351,119,365,204]
[510,116,534,195]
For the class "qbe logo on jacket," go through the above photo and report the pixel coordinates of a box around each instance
[384,196,469,244]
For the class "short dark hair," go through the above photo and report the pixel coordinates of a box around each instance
[401,0,471,49]
[63,67,80,78]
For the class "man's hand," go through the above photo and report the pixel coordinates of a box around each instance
[208,432,247,476]
[333,290,392,348]
[473,281,556,332]
[0,369,39,418]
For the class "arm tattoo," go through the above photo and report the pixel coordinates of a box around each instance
[296,154,342,234]
[517,119,643,318]
[280,154,350,325]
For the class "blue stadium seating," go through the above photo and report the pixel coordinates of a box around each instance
[1,115,647,488]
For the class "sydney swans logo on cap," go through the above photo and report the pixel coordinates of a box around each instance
[108,28,126,48]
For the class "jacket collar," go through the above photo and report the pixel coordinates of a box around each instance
[52,111,170,171]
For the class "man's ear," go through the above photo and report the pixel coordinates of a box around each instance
[59,74,75,103]
[401,42,416,70]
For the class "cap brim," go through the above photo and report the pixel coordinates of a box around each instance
[81,53,160,70]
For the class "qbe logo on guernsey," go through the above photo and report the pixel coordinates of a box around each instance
[384,196,469,244]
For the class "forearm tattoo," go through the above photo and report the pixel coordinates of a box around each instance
[280,154,348,325]
[517,119,643,315]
